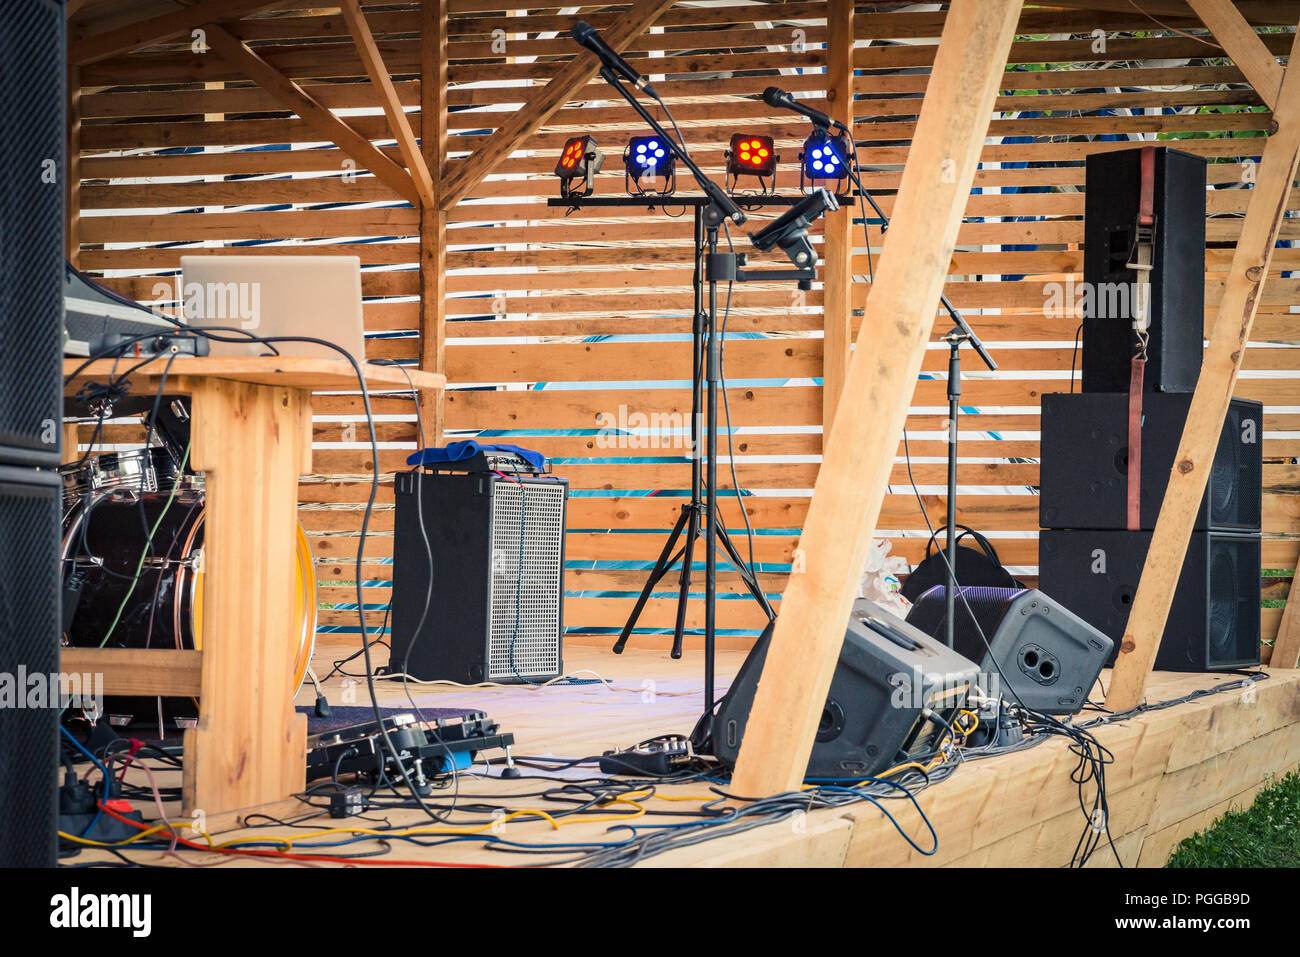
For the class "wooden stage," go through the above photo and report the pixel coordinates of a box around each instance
[79,636,1300,869]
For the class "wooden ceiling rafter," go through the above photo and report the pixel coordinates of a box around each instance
[202,22,423,206]
[437,0,678,211]
[1188,0,1286,107]
[70,0,287,66]
[340,0,437,208]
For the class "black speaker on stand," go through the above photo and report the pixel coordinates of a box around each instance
[0,0,66,867]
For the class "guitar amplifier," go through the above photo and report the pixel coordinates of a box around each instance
[390,470,567,684]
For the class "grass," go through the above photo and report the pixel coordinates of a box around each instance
[1167,771,1300,867]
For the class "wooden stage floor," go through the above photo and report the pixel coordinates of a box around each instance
[80,637,1300,868]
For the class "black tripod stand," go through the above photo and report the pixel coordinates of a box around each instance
[613,201,773,660]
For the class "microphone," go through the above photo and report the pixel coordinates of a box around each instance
[572,22,658,99]
[762,86,851,134]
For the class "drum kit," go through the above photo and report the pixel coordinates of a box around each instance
[60,397,320,734]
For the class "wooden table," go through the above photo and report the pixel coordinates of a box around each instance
[61,357,445,828]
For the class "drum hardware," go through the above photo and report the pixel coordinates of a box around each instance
[59,454,318,730]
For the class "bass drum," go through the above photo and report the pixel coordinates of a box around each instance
[61,489,318,730]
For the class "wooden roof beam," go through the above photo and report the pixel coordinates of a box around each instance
[340,0,436,210]
[438,0,677,211]
[203,23,421,207]
[70,0,284,66]
[1106,22,1300,711]
[729,0,1026,797]
[1188,0,1285,108]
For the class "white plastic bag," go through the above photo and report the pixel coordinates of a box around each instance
[858,538,912,618]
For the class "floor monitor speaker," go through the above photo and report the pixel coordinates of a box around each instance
[711,599,979,779]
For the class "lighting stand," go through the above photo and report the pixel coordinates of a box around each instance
[553,66,822,720]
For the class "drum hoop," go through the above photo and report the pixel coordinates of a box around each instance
[60,493,317,697]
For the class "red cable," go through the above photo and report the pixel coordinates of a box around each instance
[117,738,146,783]
[96,802,502,868]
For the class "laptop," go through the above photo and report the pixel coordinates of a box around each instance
[179,255,367,364]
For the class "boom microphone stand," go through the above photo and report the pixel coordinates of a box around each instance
[852,172,998,650]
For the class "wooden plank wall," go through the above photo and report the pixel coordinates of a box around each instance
[69,1,1299,649]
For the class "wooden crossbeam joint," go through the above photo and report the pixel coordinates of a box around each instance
[339,0,436,209]
[438,0,677,210]
[1188,0,1285,108]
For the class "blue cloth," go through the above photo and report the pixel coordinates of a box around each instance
[406,440,547,472]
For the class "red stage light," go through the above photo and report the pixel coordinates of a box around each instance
[727,133,777,177]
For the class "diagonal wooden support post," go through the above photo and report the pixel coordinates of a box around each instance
[821,0,856,433]
[1187,0,1285,108]
[1106,24,1300,711]
[204,23,421,206]
[340,0,436,209]
[438,0,676,210]
[729,0,1024,797]
[1274,569,1300,669]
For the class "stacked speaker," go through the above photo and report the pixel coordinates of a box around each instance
[1038,146,1262,673]
[0,0,66,867]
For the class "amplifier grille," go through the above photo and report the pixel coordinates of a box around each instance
[487,481,565,681]
[0,471,61,866]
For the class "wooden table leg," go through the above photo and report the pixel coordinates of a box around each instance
[181,377,312,819]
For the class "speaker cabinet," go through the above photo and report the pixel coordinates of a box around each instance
[1040,393,1262,531]
[391,470,567,684]
[1039,530,1260,672]
[905,586,1113,714]
[711,599,979,779]
[0,0,65,468]
[0,466,61,866]
[1081,146,1205,394]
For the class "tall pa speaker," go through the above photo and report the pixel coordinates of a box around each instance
[0,467,62,866]
[1040,393,1262,531]
[0,0,65,469]
[1039,529,1260,672]
[711,600,979,779]
[390,470,567,684]
[0,0,65,868]
[905,586,1112,714]
[1081,146,1205,394]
